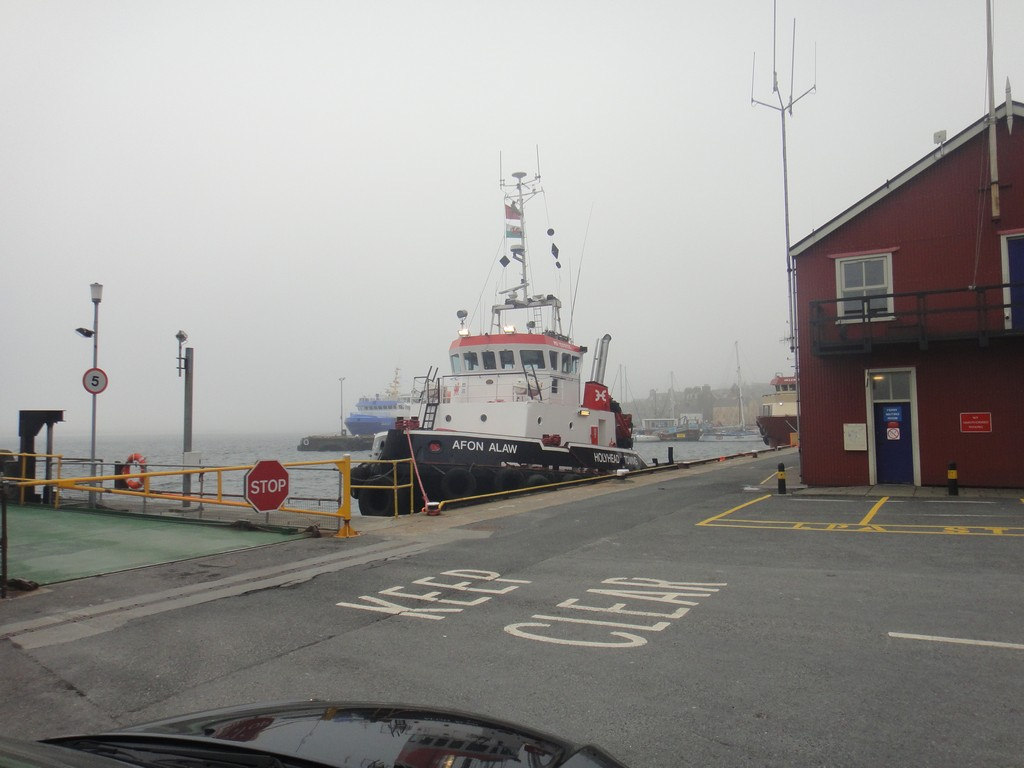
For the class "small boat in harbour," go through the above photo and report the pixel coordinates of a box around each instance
[756,373,798,448]
[350,167,646,515]
[699,341,761,442]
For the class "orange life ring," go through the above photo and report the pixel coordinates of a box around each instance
[121,453,147,490]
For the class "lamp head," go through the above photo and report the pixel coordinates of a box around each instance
[75,327,94,338]
[90,282,103,303]
[175,330,188,344]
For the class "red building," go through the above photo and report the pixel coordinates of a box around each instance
[792,101,1024,488]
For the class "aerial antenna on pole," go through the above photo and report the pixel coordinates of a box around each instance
[751,0,815,446]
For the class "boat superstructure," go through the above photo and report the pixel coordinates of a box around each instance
[350,168,645,514]
[756,373,798,447]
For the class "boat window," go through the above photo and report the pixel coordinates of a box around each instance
[463,351,480,370]
[521,349,545,368]
[450,354,462,373]
[549,350,558,369]
[482,350,497,369]
[561,353,579,374]
[500,350,516,369]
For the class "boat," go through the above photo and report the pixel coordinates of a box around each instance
[756,373,798,447]
[343,370,419,436]
[699,342,762,443]
[660,413,704,442]
[349,167,646,515]
[297,434,374,452]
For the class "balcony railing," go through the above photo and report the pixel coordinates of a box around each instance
[809,282,1024,355]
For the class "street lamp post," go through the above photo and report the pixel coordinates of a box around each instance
[339,377,346,435]
[83,283,103,507]
[176,331,194,506]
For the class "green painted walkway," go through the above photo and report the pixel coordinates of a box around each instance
[3,504,307,585]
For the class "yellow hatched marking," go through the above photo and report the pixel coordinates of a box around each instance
[700,518,1024,536]
[697,494,771,526]
[858,496,889,526]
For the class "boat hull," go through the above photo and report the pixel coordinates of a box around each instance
[298,434,374,452]
[351,428,647,515]
[756,415,798,448]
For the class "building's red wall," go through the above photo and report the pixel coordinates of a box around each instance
[795,116,1024,487]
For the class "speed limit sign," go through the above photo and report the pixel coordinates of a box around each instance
[82,367,108,394]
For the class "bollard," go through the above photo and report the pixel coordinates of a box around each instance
[667,446,674,464]
[777,462,787,495]
[947,461,958,496]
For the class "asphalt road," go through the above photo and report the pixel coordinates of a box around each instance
[2,451,1022,767]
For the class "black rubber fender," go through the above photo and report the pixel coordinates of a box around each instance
[494,467,526,492]
[441,467,478,499]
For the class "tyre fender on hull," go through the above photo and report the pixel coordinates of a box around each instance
[525,473,549,488]
[494,467,526,492]
[441,467,477,499]
[357,487,413,516]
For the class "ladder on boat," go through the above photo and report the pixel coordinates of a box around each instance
[418,367,440,429]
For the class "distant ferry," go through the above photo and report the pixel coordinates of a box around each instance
[344,371,420,436]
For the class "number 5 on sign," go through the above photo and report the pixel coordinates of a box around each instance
[82,367,108,395]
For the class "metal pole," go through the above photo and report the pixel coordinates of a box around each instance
[89,295,100,508]
[1,477,7,599]
[339,377,345,435]
[183,347,194,505]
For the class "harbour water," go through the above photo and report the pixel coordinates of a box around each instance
[17,432,767,513]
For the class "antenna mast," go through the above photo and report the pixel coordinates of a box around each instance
[751,0,815,445]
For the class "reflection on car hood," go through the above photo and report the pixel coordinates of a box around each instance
[48,701,628,767]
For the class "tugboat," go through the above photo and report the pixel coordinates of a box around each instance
[351,168,645,515]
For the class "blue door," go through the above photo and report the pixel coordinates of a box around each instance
[874,402,913,484]
[1008,237,1024,330]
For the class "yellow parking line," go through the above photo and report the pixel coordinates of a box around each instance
[698,494,771,526]
[858,496,889,527]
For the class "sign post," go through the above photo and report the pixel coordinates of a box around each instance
[244,460,290,513]
[82,367,108,395]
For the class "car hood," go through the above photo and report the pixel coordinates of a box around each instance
[48,701,627,767]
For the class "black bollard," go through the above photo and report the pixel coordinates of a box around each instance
[668,446,674,464]
[777,462,787,495]
[947,461,958,496]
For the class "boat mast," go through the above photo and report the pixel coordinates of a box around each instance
[734,340,745,428]
[495,166,564,337]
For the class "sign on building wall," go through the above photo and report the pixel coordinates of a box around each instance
[959,412,993,433]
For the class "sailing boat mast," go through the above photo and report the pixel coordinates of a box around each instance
[734,341,745,428]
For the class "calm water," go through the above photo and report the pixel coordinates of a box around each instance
[22,431,765,510]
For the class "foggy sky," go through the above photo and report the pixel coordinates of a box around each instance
[2,1,1021,443]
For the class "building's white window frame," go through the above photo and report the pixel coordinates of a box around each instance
[834,251,894,323]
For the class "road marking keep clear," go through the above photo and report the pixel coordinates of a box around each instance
[504,577,726,648]
[336,569,530,620]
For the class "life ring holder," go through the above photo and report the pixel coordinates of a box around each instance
[121,453,147,490]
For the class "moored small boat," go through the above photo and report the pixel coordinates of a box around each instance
[756,373,798,447]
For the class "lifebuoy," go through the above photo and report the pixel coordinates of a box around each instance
[121,453,147,490]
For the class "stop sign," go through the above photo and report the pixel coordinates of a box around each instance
[244,460,290,512]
